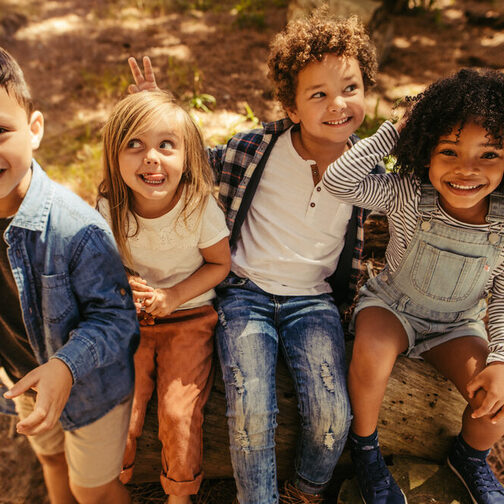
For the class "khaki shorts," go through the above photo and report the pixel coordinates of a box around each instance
[6,373,132,488]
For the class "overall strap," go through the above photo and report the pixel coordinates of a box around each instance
[418,184,437,216]
[486,192,504,224]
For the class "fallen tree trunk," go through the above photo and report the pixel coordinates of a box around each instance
[130,345,466,483]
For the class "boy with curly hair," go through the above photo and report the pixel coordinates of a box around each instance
[129,10,379,503]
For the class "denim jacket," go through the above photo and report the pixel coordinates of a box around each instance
[0,161,139,429]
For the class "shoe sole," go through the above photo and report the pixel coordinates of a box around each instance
[447,457,478,504]
[358,488,408,504]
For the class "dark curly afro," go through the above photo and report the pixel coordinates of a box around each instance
[267,10,377,113]
[395,68,504,187]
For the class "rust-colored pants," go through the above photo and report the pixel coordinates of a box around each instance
[120,304,217,496]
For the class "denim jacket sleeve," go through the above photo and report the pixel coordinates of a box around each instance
[52,225,139,383]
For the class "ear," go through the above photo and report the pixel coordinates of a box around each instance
[287,108,300,124]
[29,111,44,150]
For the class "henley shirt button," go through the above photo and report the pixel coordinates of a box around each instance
[316,187,321,192]
[310,202,315,208]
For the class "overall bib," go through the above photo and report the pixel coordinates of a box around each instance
[357,185,504,357]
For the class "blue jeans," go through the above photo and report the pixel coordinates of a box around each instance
[215,275,351,504]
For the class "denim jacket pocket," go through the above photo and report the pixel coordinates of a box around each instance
[40,272,74,323]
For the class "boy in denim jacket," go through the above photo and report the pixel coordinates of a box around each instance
[129,11,380,503]
[0,47,139,503]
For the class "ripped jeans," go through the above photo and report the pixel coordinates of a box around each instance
[215,275,351,504]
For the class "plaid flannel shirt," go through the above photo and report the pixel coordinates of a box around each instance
[207,117,372,308]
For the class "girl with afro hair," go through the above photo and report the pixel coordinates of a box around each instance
[324,68,504,504]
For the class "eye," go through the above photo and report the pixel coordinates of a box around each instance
[126,139,142,149]
[482,151,500,160]
[439,148,456,157]
[344,84,357,93]
[0,127,8,134]
[160,140,174,149]
[311,91,326,99]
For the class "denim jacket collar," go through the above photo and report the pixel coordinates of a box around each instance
[10,160,54,233]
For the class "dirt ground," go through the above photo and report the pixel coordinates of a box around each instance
[1,0,504,502]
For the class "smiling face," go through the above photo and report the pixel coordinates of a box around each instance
[118,110,185,218]
[287,54,365,149]
[0,86,43,217]
[429,121,504,224]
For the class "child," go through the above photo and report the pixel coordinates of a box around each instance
[97,90,231,504]
[323,68,504,504]
[0,47,139,504]
[128,11,380,503]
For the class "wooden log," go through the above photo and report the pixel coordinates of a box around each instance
[130,347,467,483]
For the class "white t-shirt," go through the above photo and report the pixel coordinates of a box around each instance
[98,192,229,310]
[232,127,353,295]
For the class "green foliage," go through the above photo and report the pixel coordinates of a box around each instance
[187,70,216,112]
[356,99,387,139]
[80,65,132,101]
[39,123,103,204]
[233,0,266,29]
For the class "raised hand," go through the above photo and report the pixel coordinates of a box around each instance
[5,359,73,436]
[128,56,159,93]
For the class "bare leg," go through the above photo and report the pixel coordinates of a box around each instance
[348,307,409,436]
[37,452,77,504]
[422,336,504,449]
[70,478,130,504]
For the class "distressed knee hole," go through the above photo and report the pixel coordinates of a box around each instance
[324,431,336,450]
[235,429,250,452]
[217,308,227,327]
[231,366,245,394]
[320,362,335,393]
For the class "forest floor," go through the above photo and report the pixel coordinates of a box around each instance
[1,0,504,502]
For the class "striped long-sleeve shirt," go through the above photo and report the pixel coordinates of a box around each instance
[323,120,504,363]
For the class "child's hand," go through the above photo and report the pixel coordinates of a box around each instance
[144,287,180,318]
[4,359,73,436]
[467,362,504,423]
[127,274,154,313]
[128,56,158,93]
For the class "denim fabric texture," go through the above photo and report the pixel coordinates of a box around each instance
[0,161,139,429]
[357,184,504,356]
[215,274,351,504]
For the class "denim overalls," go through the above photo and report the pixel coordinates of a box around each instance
[357,185,504,357]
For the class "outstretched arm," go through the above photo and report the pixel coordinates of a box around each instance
[128,56,159,93]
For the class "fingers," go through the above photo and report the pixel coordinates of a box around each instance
[16,398,59,436]
[4,371,38,400]
[128,56,144,86]
[142,56,156,86]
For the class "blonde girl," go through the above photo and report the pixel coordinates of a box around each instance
[97,90,231,504]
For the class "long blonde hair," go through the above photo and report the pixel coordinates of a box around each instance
[97,90,214,267]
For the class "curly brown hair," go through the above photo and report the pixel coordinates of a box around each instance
[394,68,504,191]
[267,10,377,112]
